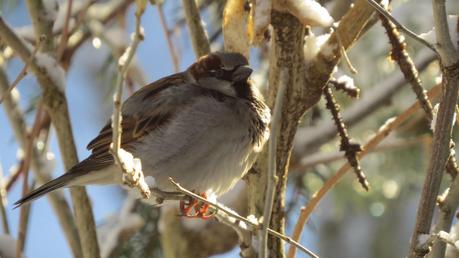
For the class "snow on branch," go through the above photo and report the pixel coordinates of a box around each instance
[276,0,333,27]
[251,0,333,44]
[110,1,151,200]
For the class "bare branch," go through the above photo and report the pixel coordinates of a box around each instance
[0,164,10,235]
[56,0,73,60]
[182,0,210,58]
[260,70,286,258]
[409,0,459,256]
[0,37,43,104]
[365,0,437,53]
[110,1,150,199]
[157,3,180,73]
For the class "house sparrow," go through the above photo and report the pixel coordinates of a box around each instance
[15,52,271,216]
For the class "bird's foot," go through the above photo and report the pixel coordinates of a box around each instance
[179,192,214,219]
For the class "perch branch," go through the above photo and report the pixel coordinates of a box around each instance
[168,178,318,258]
[110,1,150,199]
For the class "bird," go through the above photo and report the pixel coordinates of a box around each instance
[15,52,271,217]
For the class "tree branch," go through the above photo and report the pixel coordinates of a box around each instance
[260,70,286,258]
[182,0,211,58]
[0,164,9,235]
[110,2,150,200]
[409,0,459,256]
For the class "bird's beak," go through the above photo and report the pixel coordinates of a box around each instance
[232,65,253,82]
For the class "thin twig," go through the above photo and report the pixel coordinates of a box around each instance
[335,31,357,74]
[293,136,428,171]
[110,2,150,199]
[365,0,437,53]
[287,83,442,258]
[0,37,43,104]
[168,178,319,258]
[5,160,24,192]
[323,84,368,190]
[379,9,434,120]
[260,70,286,258]
[181,0,210,58]
[157,3,180,72]
[0,164,10,235]
[56,0,73,61]
[16,103,45,258]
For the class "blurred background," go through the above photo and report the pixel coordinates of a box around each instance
[0,0,458,257]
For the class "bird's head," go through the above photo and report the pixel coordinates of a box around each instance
[187,52,253,99]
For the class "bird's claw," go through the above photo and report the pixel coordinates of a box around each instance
[179,192,214,219]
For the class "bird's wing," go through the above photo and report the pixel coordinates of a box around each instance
[86,72,190,158]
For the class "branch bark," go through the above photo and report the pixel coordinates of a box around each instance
[182,0,211,58]
[247,10,306,258]
[409,0,459,256]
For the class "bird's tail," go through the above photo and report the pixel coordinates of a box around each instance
[14,169,88,208]
[15,154,115,207]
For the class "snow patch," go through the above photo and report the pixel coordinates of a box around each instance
[336,75,355,88]
[287,0,334,27]
[144,176,156,188]
[304,32,331,61]
[43,0,58,21]
[252,0,272,43]
[0,235,26,258]
[35,52,66,92]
